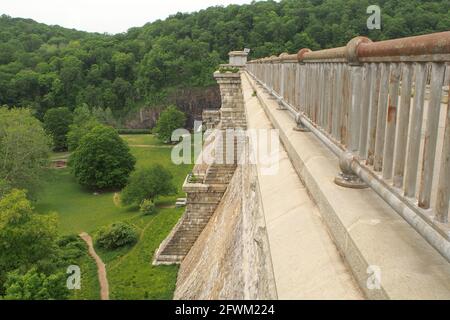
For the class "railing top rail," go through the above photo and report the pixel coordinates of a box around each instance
[247,31,450,64]
[357,31,450,58]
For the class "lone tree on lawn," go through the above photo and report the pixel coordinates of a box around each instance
[121,164,176,206]
[69,124,136,190]
[153,105,186,143]
[43,107,73,151]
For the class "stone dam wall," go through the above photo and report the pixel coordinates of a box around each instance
[174,162,277,300]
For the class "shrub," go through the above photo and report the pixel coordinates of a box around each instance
[43,107,73,151]
[121,165,176,206]
[153,105,186,143]
[56,235,86,262]
[218,66,239,73]
[95,222,138,250]
[69,125,136,190]
[188,173,200,183]
[139,199,156,215]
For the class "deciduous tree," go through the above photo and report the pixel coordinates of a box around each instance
[69,125,136,190]
[43,107,73,151]
[121,165,176,206]
[0,107,51,197]
[0,189,58,292]
[153,105,186,143]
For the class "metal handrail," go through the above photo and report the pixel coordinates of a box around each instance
[246,31,450,261]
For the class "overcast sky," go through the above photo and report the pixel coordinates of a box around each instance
[0,0,255,34]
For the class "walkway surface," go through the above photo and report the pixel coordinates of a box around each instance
[241,74,364,299]
[79,232,110,300]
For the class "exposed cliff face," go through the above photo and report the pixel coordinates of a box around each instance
[122,86,220,129]
[171,86,221,128]
[174,163,277,300]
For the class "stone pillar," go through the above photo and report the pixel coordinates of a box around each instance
[228,50,249,67]
[153,62,248,265]
[202,110,220,130]
[214,72,247,130]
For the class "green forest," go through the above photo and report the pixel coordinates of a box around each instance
[0,0,449,121]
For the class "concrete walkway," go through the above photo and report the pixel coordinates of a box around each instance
[241,74,363,299]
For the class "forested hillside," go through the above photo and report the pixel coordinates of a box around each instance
[0,0,449,121]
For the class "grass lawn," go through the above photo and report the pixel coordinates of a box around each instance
[120,134,165,146]
[36,169,140,235]
[35,134,193,300]
[97,208,183,299]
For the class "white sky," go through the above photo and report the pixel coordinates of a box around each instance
[0,0,255,34]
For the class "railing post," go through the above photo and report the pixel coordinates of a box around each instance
[293,49,311,132]
[358,64,372,159]
[392,63,413,187]
[277,53,288,110]
[382,64,401,180]
[335,36,371,189]
[418,63,446,209]
[436,74,450,223]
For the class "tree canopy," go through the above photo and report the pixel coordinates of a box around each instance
[0,0,448,118]
[0,189,59,294]
[43,107,73,151]
[153,105,186,143]
[69,125,136,190]
[121,165,177,206]
[0,107,51,198]
[3,268,68,300]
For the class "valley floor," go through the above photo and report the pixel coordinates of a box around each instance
[35,134,192,300]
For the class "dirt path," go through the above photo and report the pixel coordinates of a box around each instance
[79,232,110,300]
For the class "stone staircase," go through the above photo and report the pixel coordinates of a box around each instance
[204,165,237,185]
[153,170,232,264]
[156,189,225,260]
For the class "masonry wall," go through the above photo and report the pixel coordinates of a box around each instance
[174,163,277,300]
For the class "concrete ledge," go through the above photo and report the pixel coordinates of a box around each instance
[245,72,450,300]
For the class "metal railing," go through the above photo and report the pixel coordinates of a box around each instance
[246,32,450,261]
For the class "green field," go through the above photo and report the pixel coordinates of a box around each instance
[36,134,192,300]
